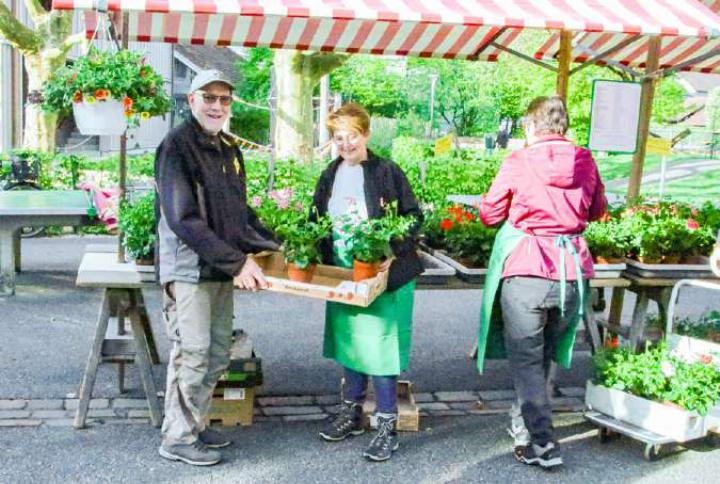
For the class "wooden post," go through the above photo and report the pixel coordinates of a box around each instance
[555,30,572,100]
[117,12,130,262]
[627,36,661,200]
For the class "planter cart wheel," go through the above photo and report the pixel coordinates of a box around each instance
[598,426,619,443]
[644,443,663,462]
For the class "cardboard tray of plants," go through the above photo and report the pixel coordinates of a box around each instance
[250,252,388,307]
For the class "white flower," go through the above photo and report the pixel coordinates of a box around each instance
[660,360,675,378]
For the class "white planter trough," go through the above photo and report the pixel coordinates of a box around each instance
[73,98,128,135]
[585,381,709,442]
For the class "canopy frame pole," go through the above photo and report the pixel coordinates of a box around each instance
[572,42,642,79]
[627,36,661,201]
[650,47,720,79]
[556,30,572,99]
[113,11,129,262]
[490,41,558,72]
[469,27,507,60]
[569,34,643,76]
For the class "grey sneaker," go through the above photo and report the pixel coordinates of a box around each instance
[199,428,232,449]
[319,400,364,441]
[514,441,563,469]
[158,440,221,466]
[363,413,399,462]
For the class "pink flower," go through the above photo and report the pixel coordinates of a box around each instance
[686,219,700,230]
[295,201,304,211]
[250,196,262,208]
[277,198,290,209]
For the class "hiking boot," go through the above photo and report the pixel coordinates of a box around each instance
[199,428,232,449]
[319,400,364,442]
[514,441,563,469]
[158,440,222,466]
[363,413,399,462]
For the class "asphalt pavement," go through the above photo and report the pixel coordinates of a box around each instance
[1,235,719,483]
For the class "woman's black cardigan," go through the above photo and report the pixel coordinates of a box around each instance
[312,151,424,292]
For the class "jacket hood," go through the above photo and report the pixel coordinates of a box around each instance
[524,136,592,189]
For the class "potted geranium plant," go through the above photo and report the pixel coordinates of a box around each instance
[252,189,332,282]
[421,204,496,283]
[118,192,156,264]
[340,201,415,281]
[42,48,172,135]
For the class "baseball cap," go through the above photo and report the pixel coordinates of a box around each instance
[189,69,234,93]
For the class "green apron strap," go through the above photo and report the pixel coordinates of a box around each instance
[553,235,585,317]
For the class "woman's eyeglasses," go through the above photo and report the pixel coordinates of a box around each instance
[332,133,361,146]
[196,90,233,107]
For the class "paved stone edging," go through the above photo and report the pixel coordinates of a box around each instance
[0,388,585,428]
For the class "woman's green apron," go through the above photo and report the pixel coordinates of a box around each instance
[323,231,415,376]
[477,222,586,373]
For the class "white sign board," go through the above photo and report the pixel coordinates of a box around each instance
[588,80,642,153]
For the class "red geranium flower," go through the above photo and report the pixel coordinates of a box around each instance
[686,219,700,230]
[123,96,133,109]
[464,212,474,221]
[72,91,83,103]
[95,89,108,100]
[440,219,454,231]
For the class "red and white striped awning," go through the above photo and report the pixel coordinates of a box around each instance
[535,0,720,73]
[52,1,720,61]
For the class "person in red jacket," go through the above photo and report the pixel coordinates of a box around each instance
[478,96,606,468]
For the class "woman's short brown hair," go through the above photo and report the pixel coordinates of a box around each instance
[524,96,569,135]
[327,103,370,136]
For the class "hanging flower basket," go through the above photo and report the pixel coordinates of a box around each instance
[73,97,128,135]
[42,48,171,131]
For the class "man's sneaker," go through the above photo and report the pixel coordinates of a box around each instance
[199,428,232,449]
[319,400,364,441]
[363,413,399,462]
[514,441,563,469]
[158,440,221,466]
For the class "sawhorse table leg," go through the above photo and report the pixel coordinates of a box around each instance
[74,287,162,429]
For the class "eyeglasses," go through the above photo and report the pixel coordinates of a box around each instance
[196,90,233,107]
[332,133,361,146]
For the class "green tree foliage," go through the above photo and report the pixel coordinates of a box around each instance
[231,48,274,144]
[330,56,408,117]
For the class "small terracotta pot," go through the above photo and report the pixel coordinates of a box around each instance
[663,255,681,264]
[352,260,380,282]
[636,256,662,264]
[287,262,316,283]
[135,257,154,266]
[681,255,706,264]
[594,255,623,264]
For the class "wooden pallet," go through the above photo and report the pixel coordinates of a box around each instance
[206,386,256,426]
[361,380,419,432]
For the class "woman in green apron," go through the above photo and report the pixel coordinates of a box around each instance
[478,96,607,468]
[311,103,423,462]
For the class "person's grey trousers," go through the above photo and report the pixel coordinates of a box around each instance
[161,281,234,445]
[500,276,579,447]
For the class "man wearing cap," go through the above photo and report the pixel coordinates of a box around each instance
[155,70,278,466]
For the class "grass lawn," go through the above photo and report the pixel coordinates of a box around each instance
[622,168,720,204]
[596,153,702,182]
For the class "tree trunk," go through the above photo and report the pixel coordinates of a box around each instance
[273,50,315,164]
[0,3,76,152]
[272,50,346,164]
[22,53,62,151]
